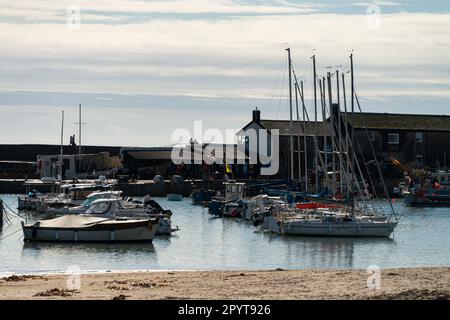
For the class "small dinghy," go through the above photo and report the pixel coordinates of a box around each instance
[21,214,158,242]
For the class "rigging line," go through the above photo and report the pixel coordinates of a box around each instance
[275,59,287,120]
[292,71,327,184]
[327,100,369,205]
[351,119,379,199]
[2,210,13,226]
[0,227,22,241]
[2,201,25,219]
[266,55,287,117]
[354,93,397,220]
[334,115,376,212]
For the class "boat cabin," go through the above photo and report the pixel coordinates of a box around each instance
[80,191,122,208]
[224,182,246,201]
[61,183,113,201]
[85,198,124,216]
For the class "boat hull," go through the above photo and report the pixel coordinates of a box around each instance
[283,222,396,237]
[264,217,397,237]
[22,220,158,242]
[404,190,450,207]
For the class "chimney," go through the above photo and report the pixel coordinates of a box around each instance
[331,103,339,118]
[252,107,261,123]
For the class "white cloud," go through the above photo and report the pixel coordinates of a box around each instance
[0,0,320,23]
[1,4,450,145]
[352,1,402,7]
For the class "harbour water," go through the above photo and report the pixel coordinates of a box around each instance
[1,194,449,274]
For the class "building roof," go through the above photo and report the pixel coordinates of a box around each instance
[349,112,450,132]
[241,112,450,135]
[259,119,331,136]
[121,145,249,161]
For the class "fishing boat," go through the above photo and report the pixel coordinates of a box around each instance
[190,179,216,205]
[191,189,216,205]
[403,171,450,207]
[208,182,247,217]
[167,175,184,201]
[18,192,41,211]
[21,214,158,242]
[18,179,59,210]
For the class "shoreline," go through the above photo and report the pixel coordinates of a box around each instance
[1,267,449,300]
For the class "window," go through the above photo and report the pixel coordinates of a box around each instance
[368,131,376,142]
[416,132,423,143]
[387,133,399,145]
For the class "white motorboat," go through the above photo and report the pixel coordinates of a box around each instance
[84,198,176,235]
[21,214,158,242]
[36,183,114,212]
[47,191,124,215]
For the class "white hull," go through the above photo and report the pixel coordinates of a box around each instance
[264,216,397,238]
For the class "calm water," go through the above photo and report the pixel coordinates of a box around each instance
[1,194,449,274]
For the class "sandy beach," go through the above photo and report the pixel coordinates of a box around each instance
[0,267,449,300]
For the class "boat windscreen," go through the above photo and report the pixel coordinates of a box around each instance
[88,202,112,214]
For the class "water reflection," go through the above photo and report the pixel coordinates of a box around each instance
[22,241,156,255]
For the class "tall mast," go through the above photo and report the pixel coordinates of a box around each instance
[294,80,302,183]
[350,53,355,211]
[327,72,336,195]
[78,104,82,157]
[312,55,319,193]
[342,72,350,199]
[301,81,308,192]
[60,110,64,159]
[286,47,294,181]
[336,70,343,195]
[319,78,329,189]
[59,110,64,181]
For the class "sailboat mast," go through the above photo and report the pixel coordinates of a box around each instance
[312,55,319,192]
[286,48,294,182]
[79,104,82,157]
[327,72,336,195]
[319,78,329,189]
[301,81,308,192]
[350,53,355,211]
[60,110,64,159]
[59,110,64,181]
[342,72,350,199]
[294,80,302,183]
[336,70,343,195]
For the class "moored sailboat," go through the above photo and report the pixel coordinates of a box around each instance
[259,49,399,238]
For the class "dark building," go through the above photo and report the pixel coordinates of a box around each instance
[120,144,248,180]
[351,112,450,169]
[238,109,450,180]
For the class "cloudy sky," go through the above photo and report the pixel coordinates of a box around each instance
[0,0,449,147]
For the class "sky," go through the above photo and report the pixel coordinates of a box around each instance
[0,0,449,147]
